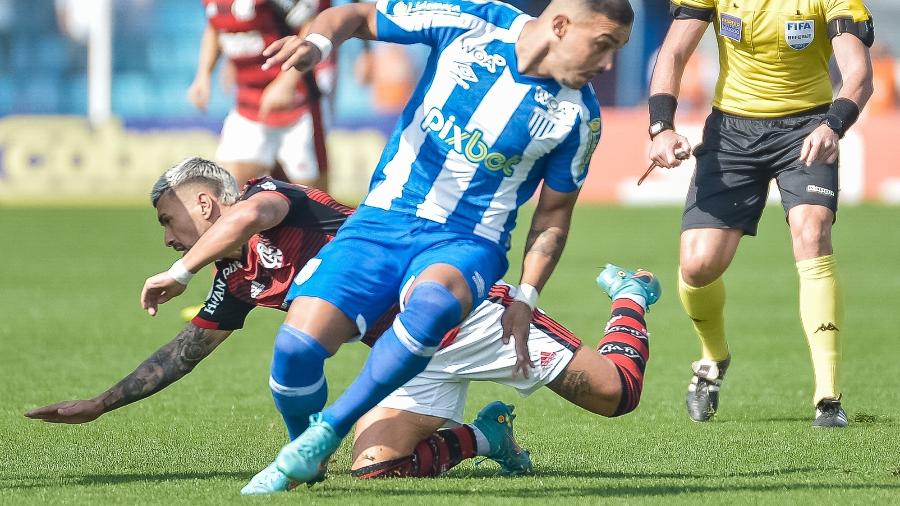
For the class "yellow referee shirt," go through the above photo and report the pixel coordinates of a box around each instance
[671,0,872,117]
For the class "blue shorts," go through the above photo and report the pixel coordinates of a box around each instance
[286,205,508,336]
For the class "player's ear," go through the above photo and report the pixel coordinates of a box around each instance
[197,192,216,220]
[552,14,571,38]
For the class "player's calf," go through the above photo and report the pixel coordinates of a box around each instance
[270,324,331,439]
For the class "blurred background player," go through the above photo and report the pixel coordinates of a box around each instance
[187,0,333,188]
[648,0,875,427]
[26,158,659,489]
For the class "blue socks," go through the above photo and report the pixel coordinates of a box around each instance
[270,324,330,440]
[322,282,463,437]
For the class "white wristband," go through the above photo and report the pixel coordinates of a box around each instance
[304,33,334,60]
[167,259,195,286]
[514,283,539,310]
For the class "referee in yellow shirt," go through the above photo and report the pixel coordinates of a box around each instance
[648,0,874,427]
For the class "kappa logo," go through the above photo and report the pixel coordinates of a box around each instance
[420,107,521,176]
[256,240,284,269]
[806,184,836,197]
[814,322,839,333]
[539,351,557,368]
[785,20,815,50]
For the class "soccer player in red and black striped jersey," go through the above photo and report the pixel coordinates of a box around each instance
[188,0,333,187]
[25,158,659,483]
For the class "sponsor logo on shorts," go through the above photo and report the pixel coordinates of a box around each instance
[785,20,814,50]
[471,271,485,299]
[806,184,836,197]
[258,181,277,191]
[294,258,321,286]
[539,351,557,368]
[720,13,743,42]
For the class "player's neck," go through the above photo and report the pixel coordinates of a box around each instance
[515,19,554,81]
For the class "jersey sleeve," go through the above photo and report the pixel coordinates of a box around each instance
[374,0,483,48]
[824,0,872,22]
[191,270,255,331]
[541,111,601,193]
[669,0,715,21]
[824,0,874,46]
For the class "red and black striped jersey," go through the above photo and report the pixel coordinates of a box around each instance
[192,177,352,331]
[203,0,332,127]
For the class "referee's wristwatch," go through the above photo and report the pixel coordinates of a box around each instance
[649,120,674,140]
[822,114,844,138]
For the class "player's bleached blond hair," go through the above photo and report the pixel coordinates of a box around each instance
[151,157,240,207]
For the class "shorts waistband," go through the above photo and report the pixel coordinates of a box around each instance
[711,104,830,121]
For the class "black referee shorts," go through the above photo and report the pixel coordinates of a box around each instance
[683,106,839,236]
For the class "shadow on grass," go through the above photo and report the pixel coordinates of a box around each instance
[0,470,252,490]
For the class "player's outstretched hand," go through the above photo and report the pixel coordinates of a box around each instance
[800,124,840,166]
[25,399,103,424]
[141,272,188,316]
[648,130,692,168]
[501,301,535,379]
[262,35,323,73]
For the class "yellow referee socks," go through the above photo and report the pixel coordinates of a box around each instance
[797,255,843,406]
[678,270,729,362]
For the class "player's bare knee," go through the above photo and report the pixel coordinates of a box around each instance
[679,258,724,287]
[788,208,833,259]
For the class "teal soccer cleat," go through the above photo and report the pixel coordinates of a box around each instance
[240,462,295,495]
[472,401,533,475]
[596,264,661,307]
[274,413,341,486]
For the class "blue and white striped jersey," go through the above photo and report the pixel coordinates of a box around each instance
[363,0,602,249]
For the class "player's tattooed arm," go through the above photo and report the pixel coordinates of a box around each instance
[521,186,579,290]
[95,324,232,413]
[26,324,232,424]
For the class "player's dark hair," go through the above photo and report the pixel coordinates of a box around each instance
[580,0,634,26]
[151,157,240,207]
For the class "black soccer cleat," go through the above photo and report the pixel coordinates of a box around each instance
[686,356,730,422]
[813,398,849,428]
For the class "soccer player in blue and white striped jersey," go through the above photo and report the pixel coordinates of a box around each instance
[240,0,633,493]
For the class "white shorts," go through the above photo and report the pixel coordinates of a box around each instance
[216,110,320,181]
[377,293,580,424]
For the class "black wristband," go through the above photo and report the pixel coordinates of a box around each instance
[826,98,860,138]
[649,93,678,127]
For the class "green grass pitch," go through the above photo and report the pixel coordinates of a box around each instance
[1,204,898,505]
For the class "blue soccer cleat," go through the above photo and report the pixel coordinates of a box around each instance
[240,462,296,495]
[472,401,533,475]
[274,413,341,486]
[596,264,661,308]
